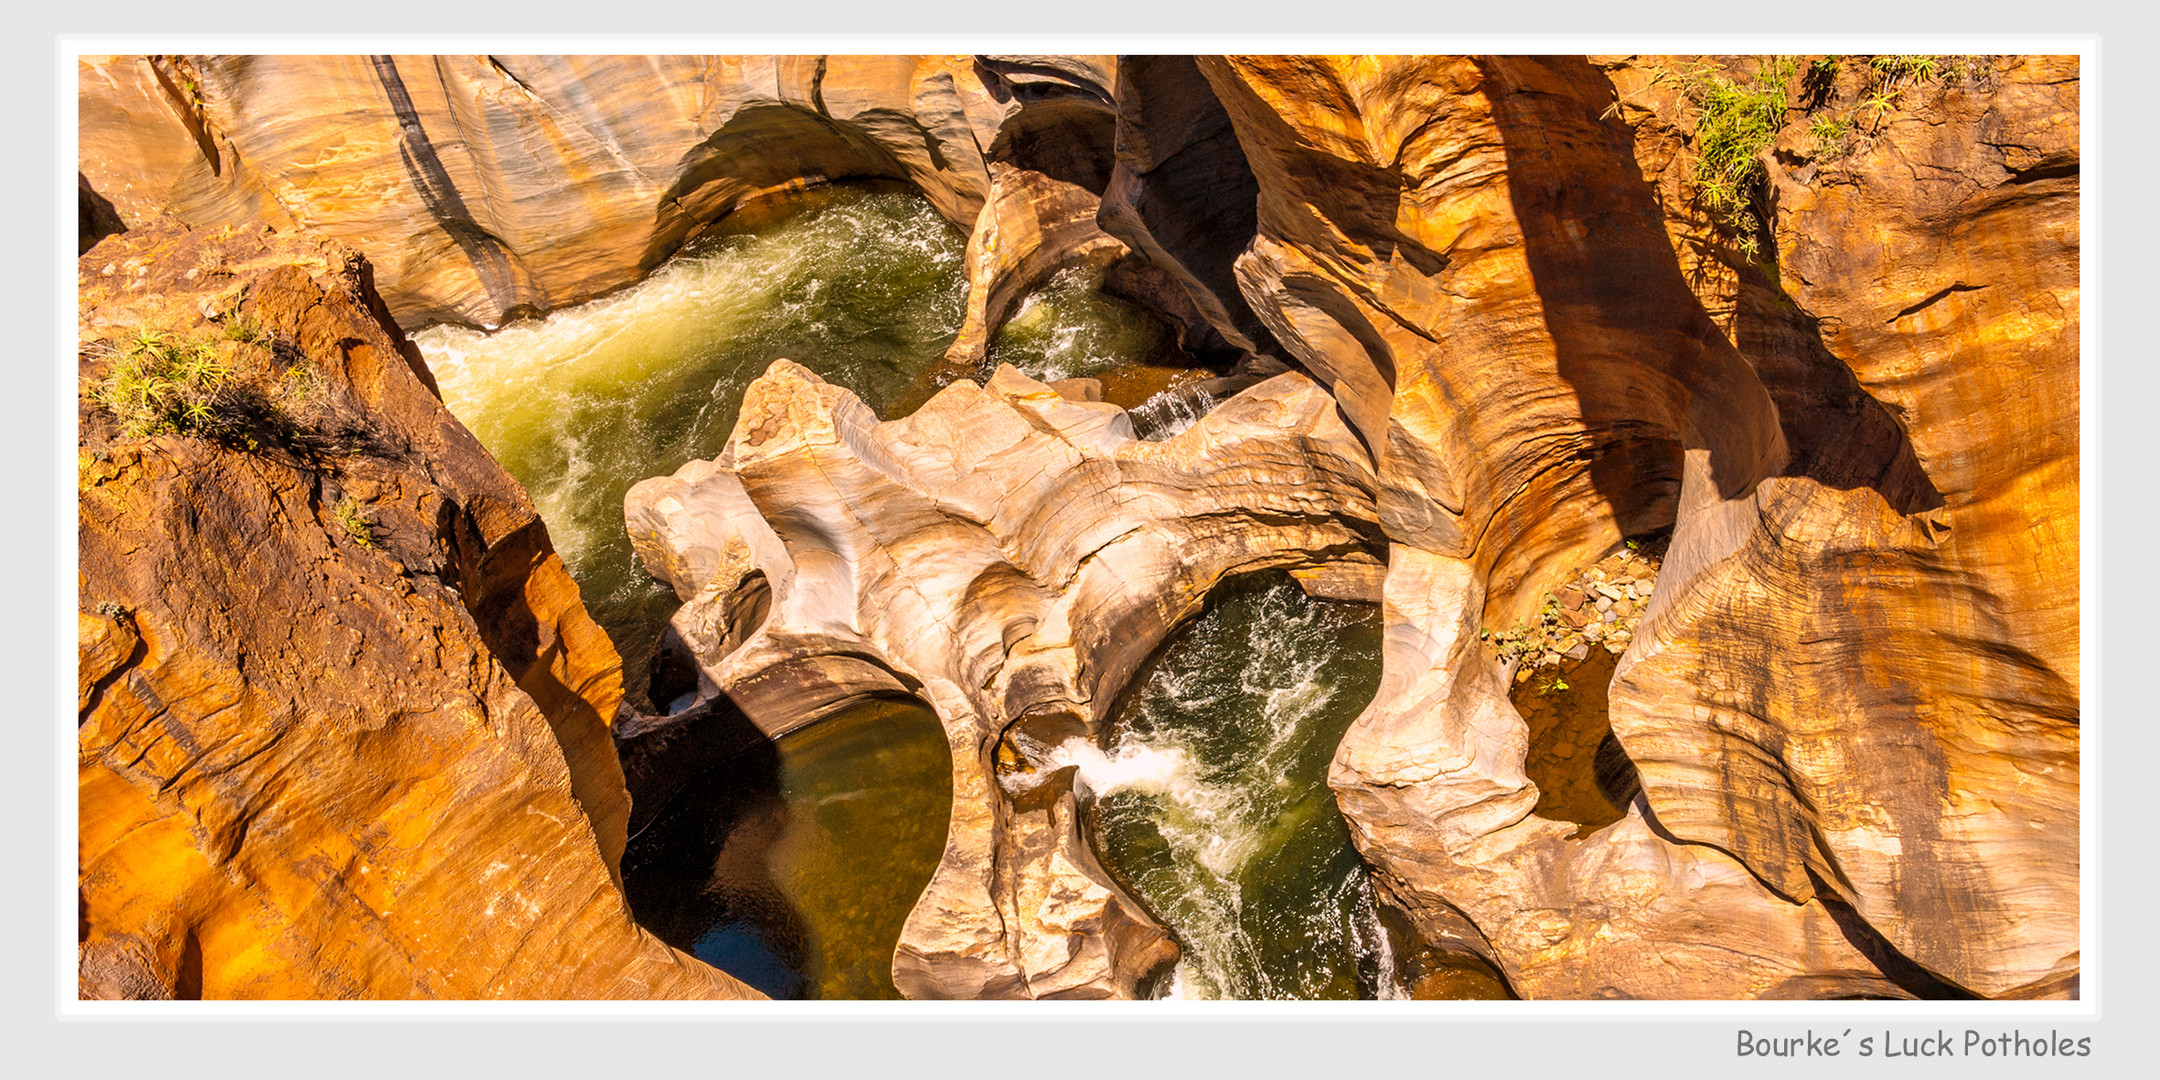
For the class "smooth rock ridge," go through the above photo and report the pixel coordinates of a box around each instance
[626,361,1383,998]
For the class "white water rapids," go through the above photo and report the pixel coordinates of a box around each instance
[1018,576,1396,1000]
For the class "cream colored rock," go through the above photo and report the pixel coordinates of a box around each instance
[626,361,1381,997]
[938,163,1130,374]
[1332,547,1904,999]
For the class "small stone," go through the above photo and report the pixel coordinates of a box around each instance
[1595,584,1625,602]
[1516,667,1533,684]
[1560,606,1593,628]
[1595,595,1614,612]
[1602,608,1619,624]
[1556,584,1587,609]
[1565,642,1590,661]
[1614,599,1636,618]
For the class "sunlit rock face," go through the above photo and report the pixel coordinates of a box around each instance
[1185,54,2077,999]
[1601,54,2082,999]
[625,363,1383,997]
[78,52,2079,1001]
[77,54,1118,330]
[76,222,760,1000]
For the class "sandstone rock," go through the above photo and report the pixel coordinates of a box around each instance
[77,222,759,1000]
[77,51,2079,1003]
[78,54,1117,330]
[1599,54,2080,997]
[1191,53,2075,999]
[935,162,1129,377]
[1095,55,1282,362]
[624,361,1382,997]
[1331,548,1903,998]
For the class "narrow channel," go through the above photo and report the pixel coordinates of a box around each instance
[414,181,1215,998]
[415,183,969,707]
[1053,573,1392,999]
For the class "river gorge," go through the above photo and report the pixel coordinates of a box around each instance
[75,52,2079,1003]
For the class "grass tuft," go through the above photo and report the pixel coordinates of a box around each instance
[333,496,377,549]
[1679,57,1796,263]
[89,329,241,440]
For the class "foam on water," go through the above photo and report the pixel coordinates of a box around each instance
[984,264,1175,385]
[1083,574,1387,999]
[413,186,969,703]
[1129,386,1217,441]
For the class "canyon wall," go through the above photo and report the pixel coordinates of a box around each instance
[79,54,1119,330]
[77,222,758,999]
[1179,54,2077,998]
[79,53,2078,1001]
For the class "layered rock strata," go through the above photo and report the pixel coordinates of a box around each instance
[78,54,1119,331]
[1184,54,2076,998]
[77,223,759,999]
[78,52,2079,1002]
[625,362,1382,997]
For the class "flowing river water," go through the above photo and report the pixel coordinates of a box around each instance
[416,184,971,708]
[413,182,1432,999]
[1046,574,1393,1000]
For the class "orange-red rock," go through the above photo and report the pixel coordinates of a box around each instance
[77,222,759,999]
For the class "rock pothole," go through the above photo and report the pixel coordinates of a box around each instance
[1484,534,1666,835]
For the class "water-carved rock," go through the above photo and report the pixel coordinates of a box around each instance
[77,222,760,999]
[625,362,1383,997]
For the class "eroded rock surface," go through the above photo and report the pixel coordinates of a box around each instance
[79,54,1117,330]
[625,362,1382,997]
[1186,54,2076,999]
[78,52,2080,1002]
[77,222,759,999]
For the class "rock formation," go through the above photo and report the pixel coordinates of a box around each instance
[77,54,1120,332]
[79,52,2079,1002]
[623,362,1382,996]
[77,222,759,999]
[1188,54,2077,998]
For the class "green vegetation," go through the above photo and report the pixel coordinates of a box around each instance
[87,316,341,457]
[1678,57,1797,262]
[220,312,268,346]
[89,328,241,440]
[1676,54,1992,268]
[1809,113,1852,159]
[332,496,377,549]
[1871,54,1941,82]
